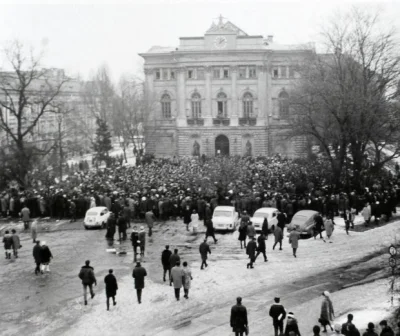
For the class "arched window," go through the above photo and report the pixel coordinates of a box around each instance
[243,92,253,118]
[161,94,171,119]
[217,92,228,117]
[278,91,289,119]
[191,93,202,118]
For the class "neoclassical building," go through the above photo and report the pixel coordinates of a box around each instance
[139,17,314,157]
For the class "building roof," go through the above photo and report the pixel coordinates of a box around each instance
[205,16,248,36]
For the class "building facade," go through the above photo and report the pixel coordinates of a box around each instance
[140,17,314,157]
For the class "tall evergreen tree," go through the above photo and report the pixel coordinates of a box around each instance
[93,118,113,166]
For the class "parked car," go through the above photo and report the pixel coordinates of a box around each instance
[84,206,110,230]
[250,207,278,232]
[212,206,239,232]
[286,210,319,237]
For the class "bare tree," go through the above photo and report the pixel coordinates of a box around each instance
[0,41,69,186]
[290,8,400,188]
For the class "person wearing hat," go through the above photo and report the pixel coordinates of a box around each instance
[132,262,147,304]
[78,260,97,305]
[246,237,257,269]
[33,240,42,275]
[284,312,301,336]
[104,269,118,311]
[269,297,286,336]
[138,226,146,259]
[161,245,172,282]
[288,225,301,258]
[199,239,211,270]
[39,241,53,273]
[230,297,248,336]
[362,323,378,336]
[319,291,335,332]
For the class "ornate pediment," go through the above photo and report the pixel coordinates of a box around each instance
[206,15,248,36]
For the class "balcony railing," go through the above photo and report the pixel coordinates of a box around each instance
[186,118,204,126]
[213,118,230,126]
[239,117,257,126]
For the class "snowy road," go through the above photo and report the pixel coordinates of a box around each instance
[1,218,399,336]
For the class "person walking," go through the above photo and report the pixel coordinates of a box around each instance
[273,225,283,250]
[104,269,118,311]
[285,312,301,336]
[205,219,218,243]
[324,217,335,243]
[130,226,140,262]
[145,209,156,237]
[117,213,127,241]
[255,232,268,262]
[313,213,325,242]
[169,249,181,285]
[161,245,172,282]
[138,226,146,259]
[21,204,31,230]
[230,297,248,336]
[204,203,212,226]
[69,200,77,223]
[106,212,116,242]
[31,220,38,243]
[289,226,301,258]
[78,260,97,305]
[199,239,211,269]
[11,229,21,258]
[171,261,184,301]
[320,291,335,332]
[39,241,52,273]
[238,220,248,249]
[33,240,42,275]
[3,230,13,259]
[246,237,257,269]
[269,297,286,336]
[183,205,192,231]
[247,221,256,241]
[262,217,269,238]
[363,323,378,336]
[132,261,147,304]
[182,261,193,299]
[361,204,371,227]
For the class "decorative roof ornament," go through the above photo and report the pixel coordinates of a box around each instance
[206,15,248,36]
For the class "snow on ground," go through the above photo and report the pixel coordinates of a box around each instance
[33,220,400,336]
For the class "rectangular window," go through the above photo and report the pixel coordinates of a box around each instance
[249,67,257,78]
[223,69,229,79]
[170,70,175,80]
[273,69,279,78]
[156,69,161,80]
[187,70,193,79]
[162,69,168,80]
[239,67,246,79]
[213,68,220,79]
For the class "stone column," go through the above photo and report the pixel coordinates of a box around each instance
[230,66,238,126]
[144,68,155,121]
[257,65,267,126]
[176,67,187,127]
[204,66,212,126]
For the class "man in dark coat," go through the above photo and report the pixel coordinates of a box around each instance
[262,217,269,238]
[277,211,286,230]
[132,262,147,304]
[269,297,286,336]
[106,213,116,241]
[130,226,139,262]
[230,297,248,336]
[39,241,53,273]
[199,239,211,269]
[204,204,212,226]
[255,232,268,262]
[104,269,118,311]
[169,249,180,286]
[313,213,325,241]
[246,237,257,269]
[205,219,218,243]
[78,260,97,305]
[161,245,172,282]
[117,213,127,241]
[379,320,394,336]
[3,230,13,259]
[145,210,156,237]
[11,229,21,258]
[33,240,42,275]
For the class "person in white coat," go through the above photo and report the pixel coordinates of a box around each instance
[361,203,371,226]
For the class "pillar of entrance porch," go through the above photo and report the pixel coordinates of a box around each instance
[176,68,187,127]
[230,66,239,126]
[257,65,267,126]
[204,67,212,126]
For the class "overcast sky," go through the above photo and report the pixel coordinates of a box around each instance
[0,0,398,82]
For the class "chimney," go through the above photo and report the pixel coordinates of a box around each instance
[267,35,273,43]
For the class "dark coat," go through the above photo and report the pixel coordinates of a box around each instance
[238,224,248,241]
[104,273,118,297]
[40,245,52,263]
[79,265,97,285]
[3,234,13,249]
[169,253,181,269]
[285,318,301,336]
[130,230,139,247]
[117,216,127,231]
[262,218,269,235]
[246,240,257,258]
[204,207,212,221]
[33,245,42,262]
[199,242,211,259]
[380,327,395,336]
[230,303,248,332]
[132,266,147,289]
[206,221,215,235]
[269,303,286,322]
[183,209,192,224]
[161,249,172,266]
[257,235,266,251]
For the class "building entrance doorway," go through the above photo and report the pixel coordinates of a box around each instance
[215,134,230,156]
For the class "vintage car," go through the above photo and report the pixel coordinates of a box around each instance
[83,206,110,229]
[286,210,319,237]
[212,206,239,232]
[250,207,279,232]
